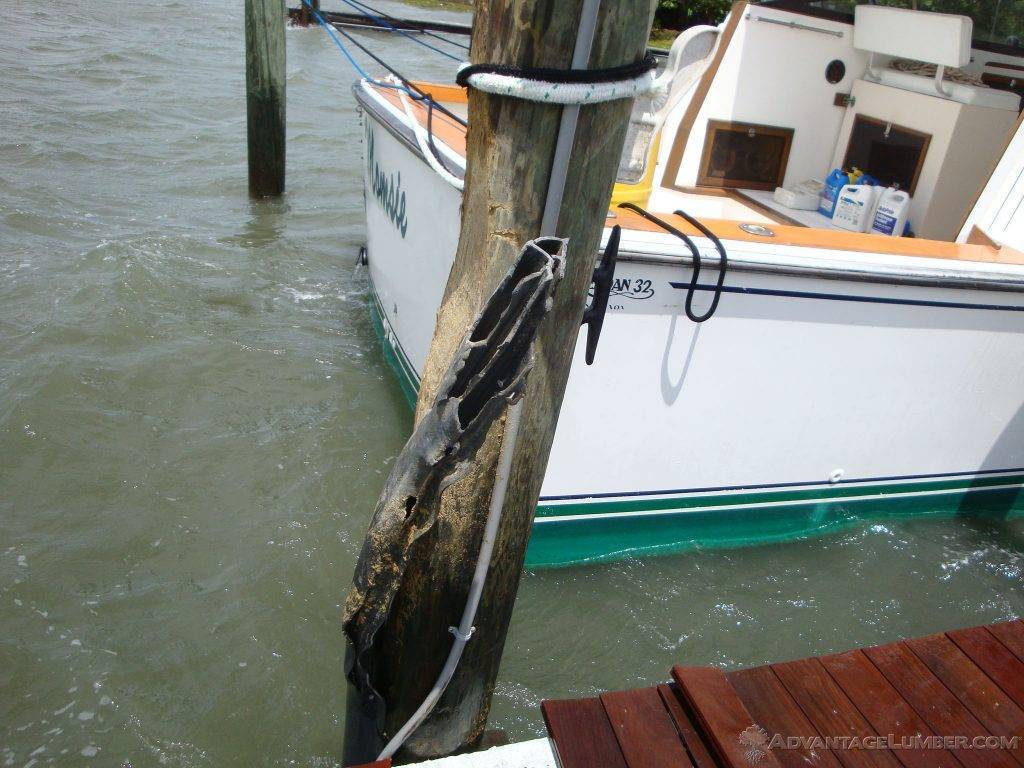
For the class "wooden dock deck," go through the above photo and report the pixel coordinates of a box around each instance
[542,620,1024,768]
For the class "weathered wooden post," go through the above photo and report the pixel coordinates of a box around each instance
[342,0,654,763]
[296,0,318,27]
[245,0,286,197]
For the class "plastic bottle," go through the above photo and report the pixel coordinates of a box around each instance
[869,188,911,237]
[832,184,879,232]
[819,169,851,218]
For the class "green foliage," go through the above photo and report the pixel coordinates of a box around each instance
[655,0,732,31]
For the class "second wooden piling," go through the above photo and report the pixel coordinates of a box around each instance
[245,0,286,197]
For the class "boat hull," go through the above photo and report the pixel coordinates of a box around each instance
[360,92,1024,568]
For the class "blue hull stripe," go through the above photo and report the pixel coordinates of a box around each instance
[539,466,1024,502]
[669,282,1024,312]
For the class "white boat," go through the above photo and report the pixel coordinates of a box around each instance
[355,0,1024,567]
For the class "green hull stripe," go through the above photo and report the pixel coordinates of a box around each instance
[367,287,1024,568]
[369,293,419,410]
[526,483,1024,568]
[535,473,1024,518]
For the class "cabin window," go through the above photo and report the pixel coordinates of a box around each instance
[841,115,930,196]
[697,120,794,190]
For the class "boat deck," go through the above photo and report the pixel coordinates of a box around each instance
[363,81,1024,268]
[541,619,1024,768]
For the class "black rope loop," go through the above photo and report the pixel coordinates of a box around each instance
[455,53,658,89]
[617,203,728,323]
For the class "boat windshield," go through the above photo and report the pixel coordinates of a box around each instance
[760,0,1024,50]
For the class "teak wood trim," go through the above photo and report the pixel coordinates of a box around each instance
[612,206,1020,265]
[965,225,998,248]
[408,81,468,104]
[842,114,930,198]
[372,84,469,156]
[662,1,747,192]
[696,119,793,191]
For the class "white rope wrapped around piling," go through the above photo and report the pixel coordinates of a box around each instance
[455,52,660,105]
[456,64,659,104]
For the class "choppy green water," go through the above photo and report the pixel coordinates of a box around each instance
[1,2,1022,766]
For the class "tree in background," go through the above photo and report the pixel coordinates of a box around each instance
[655,0,731,33]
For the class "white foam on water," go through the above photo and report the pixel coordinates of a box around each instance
[80,745,98,758]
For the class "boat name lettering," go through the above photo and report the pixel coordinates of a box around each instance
[366,125,408,238]
[609,277,654,300]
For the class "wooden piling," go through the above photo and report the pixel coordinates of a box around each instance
[296,0,318,27]
[342,0,654,762]
[245,0,286,197]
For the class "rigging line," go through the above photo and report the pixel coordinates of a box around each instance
[333,0,464,61]
[334,24,468,126]
[330,17,469,127]
[617,203,726,322]
[341,0,470,51]
[301,0,468,128]
[301,0,466,183]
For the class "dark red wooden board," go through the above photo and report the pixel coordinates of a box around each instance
[657,683,721,768]
[948,625,1024,709]
[542,697,629,768]
[987,620,1024,663]
[772,657,902,768]
[601,687,694,768]
[673,665,783,768]
[728,665,844,768]
[819,649,958,768]
[906,632,1024,765]
[864,640,1020,768]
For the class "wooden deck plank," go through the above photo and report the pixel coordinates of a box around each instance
[987,620,1024,664]
[906,632,1024,763]
[672,665,783,768]
[864,640,1020,768]
[771,658,902,768]
[657,683,721,768]
[601,687,694,768]
[948,626,1024,709]
[819,650,958,768]
[542,697,629,768]
[728,665,843,768]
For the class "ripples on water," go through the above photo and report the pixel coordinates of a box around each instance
[1,1,1022,765]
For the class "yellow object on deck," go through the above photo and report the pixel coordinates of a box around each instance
[610,134,661,209]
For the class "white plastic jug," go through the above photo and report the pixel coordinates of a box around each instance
[832,184,880,232]
[870,188,911,237]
